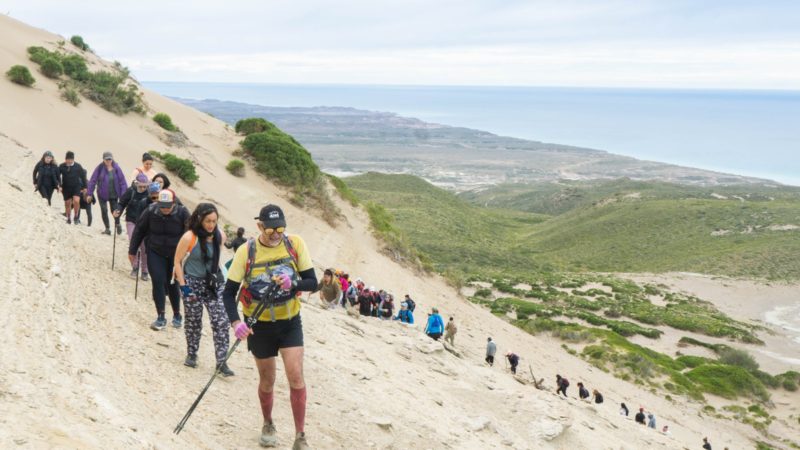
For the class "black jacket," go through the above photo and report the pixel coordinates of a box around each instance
[33,161,60,189]
[59,162,87,189]
[116,186,151,223]
[129,203,190,258]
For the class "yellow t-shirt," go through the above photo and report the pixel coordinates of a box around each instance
[228,235,313,321]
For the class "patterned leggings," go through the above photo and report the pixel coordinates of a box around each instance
[184,275,230,364]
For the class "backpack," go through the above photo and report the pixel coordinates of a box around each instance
[562,378,570,388]
[236,235,301,320]
[405,297,416,312]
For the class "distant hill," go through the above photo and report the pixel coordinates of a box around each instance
[346,173,800,280]
[175,98,773,189]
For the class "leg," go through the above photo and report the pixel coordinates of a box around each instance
[109,198,120,226]
[207,284,231,364]
[255,356,278,419]
[71,195,80,221]
[147,249,167,315]
[280,346,306,433]
[183,277,204,359]
[99,199,110,230]
[85,201,92,227]
[64,198,72,222]
[125,222,138,269]
[165,254,181,316]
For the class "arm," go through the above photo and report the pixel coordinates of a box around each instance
[32,162,41,186]
[116,186,134,213]
[172,231,193,287]
[86,164,100,197]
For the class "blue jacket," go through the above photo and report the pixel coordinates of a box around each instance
[425,313,444,334]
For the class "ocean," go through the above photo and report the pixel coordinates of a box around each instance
[143,82,800,186]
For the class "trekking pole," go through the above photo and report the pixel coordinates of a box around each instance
[111,220,117,270]
[174,282,281,435]
[134,249,140,300]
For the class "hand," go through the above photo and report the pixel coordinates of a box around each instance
[179,285,194,299]
[232,321,253,340]
[274,273,292,290]
[112,210,121,218]
[57,186,62,193]
[86,195,93,203]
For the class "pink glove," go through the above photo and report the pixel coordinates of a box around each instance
[276,273,292,290]
[234,322,251,340]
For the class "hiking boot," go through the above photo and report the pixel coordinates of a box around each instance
[129,268,138,279]
[74,218,81,225]
[116,224,123,235]
[103,228,111,235]
[66,218,72,225]
[172,314,183,328]
[292,432,310,450]
[150,317,167,331]
[218,363,234,377]
[259,421,277,447]
[184,355,197,368]
[141,272,149,281]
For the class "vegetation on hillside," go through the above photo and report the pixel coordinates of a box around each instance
[149,151,199,186]
[70,35,90,51]
[153,112,178,131]
[226,159,245,177]
[26,45,144,114]
[236,117,340,225]
[235,117,273,135]
[6,65,35,86]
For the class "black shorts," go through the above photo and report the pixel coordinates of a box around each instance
[246,314,304,359]
[62,186,81,201]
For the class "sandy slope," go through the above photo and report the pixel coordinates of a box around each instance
[1,14,795,450]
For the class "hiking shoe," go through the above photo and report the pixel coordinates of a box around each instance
[259,421,277,447]
[116,224,123,235]
[74,218,81,225]
[150,317,167,331]
[292,432,310,450]
[218,363,235,377]
[141,272,149,281]
[172,315,183,328]
[66,218,72,225]
[129,268,138,279]
[184,355,197,368]
[103,228,111,235]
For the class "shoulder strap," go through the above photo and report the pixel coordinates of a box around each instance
[243,238,257,281]
[282,234,300,269]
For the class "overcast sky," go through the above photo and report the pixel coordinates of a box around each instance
[5,0,800,88]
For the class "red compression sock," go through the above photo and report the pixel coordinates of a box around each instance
[258,389,274,423]
[289,386,307,433]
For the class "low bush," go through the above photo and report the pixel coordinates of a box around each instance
[40,56,63,78]
[717,347,759,372]
[326,174,359,206]
[149,151,199,186]
[153,112,178,131]
[235,117,274,135]
[6,65,35,86]
[226,159,245,177]
[70,35,89,51]
[59,82,81,106]
[241,129,319,188]
[473,288,492,298]
[686,364,770,402]
[61,54,89,81]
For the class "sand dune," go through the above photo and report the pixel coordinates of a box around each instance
[1,14,796,449]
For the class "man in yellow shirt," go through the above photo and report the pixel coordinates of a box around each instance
[222,204,317,450]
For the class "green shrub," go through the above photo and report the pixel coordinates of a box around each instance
[226,159,245,177]
[153,112,178,131]
[27,46,53,64]
[235,117,274,135]
[686,364,770,401]
[6,65,35,86]
[473,288,492,298]
[325,174,359,206]
[40,57,64,78]
[675,355,711,368]
[717,347,759,371]
[59,82,81,106]
[241,130,320,188]
[81,71,144,115]
[70,35,89,51]
[61,54,89,81]
[149,151,199,186]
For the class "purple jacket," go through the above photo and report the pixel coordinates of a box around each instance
[87,161,128,201]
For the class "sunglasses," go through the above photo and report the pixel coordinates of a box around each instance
[150,195,159,201]
[263,226,285,234]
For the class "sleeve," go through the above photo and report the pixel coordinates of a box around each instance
[222,279,242,323]
[128,207,150,255]
[32,162,41,185]
[290,235,313,272]
[51,168,60,188]
[87,164,99,194]
[117,187,133,212]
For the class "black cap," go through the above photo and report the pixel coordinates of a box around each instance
[255,204,286,228]
[65,151,75,160]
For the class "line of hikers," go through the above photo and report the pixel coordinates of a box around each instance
[36,150,313,448]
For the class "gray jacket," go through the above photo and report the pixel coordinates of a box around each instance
[486,341,497,356]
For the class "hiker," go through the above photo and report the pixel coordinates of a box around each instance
[444,316,457,346]
[592,389,604,404]
[357,288,373,317]
[404,294,416,314]
[173,203,233,376]
[425,307,445,341]
[344,278,358,309]
[130,152,157,182]
[86,151,127,236]
[58,151,87,225]
[379,293,394,319]
[393,301,414,323]
[635,407,646,425]
[506,352,519,374]
[371,290,383,318]
[485,337,497,366]
[128,189,189,330]
[577,382,590,400]
[661,425,670,436]
[702,437,712,450]
[114,173,152,280]
[225,227,247,252]
[647,412,656,429]
[316,268,341,309]
[555,374,569,396]
[221,204,317,449]
[77,169,94,227]
[338,273,350,308]
[620,402,629,416]
[33,150,60,206]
